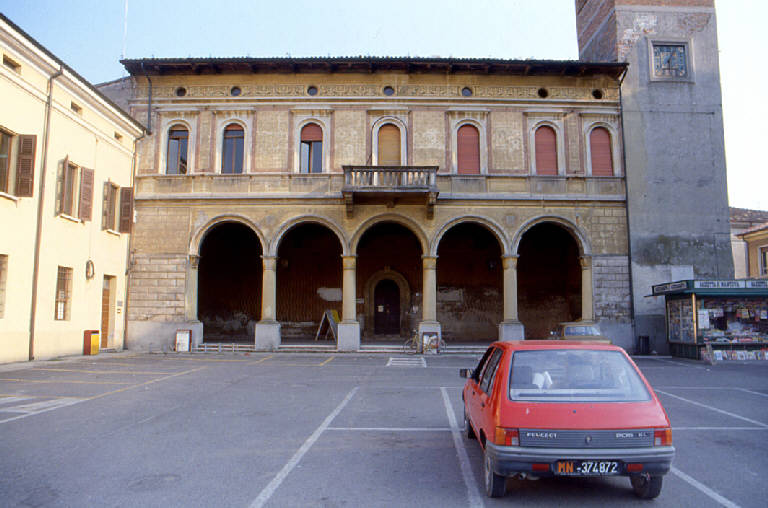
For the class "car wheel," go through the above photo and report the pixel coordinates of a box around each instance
[464,409,476,440]
[630,473,663,499]
[483,447,506,498]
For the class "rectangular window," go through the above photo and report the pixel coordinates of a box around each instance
[56,158,94,221]
[300,141,322,173]
[3,54,21,73]
[760,247,768,276]
[0,255,7,318]
[102,182,119,230]
[55,266,72,321]
[0,130,11,193]
[70,101,82,115]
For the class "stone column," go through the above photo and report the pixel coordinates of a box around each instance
[183,254,204,348]
[338,255,360,351]
[419,255,441,343]
[255,255,281,350]
[499,255,525,341]
[580,255,594,322]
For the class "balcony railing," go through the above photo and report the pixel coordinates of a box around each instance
[342,165,438,190]
[341,166,439,218]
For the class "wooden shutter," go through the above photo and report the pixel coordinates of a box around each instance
[14,134,36,197]
[534,126,558,175]
[118,187,133,233]
[101,182,110,229]
[589,127,613,176]
[457,124,480,174]
[301,123,322,142]
[78,168,94,221]
[377,124,400,166]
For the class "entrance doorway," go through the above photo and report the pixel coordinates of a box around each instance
[101,275,116,348]
[374,279,400,334]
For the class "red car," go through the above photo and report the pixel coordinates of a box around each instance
[461,341,675,499]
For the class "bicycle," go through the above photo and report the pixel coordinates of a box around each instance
[423,334,447,354]
[402,329,421,354]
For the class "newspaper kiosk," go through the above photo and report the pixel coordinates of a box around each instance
[652,280,768,360]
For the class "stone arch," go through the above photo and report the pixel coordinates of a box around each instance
[363,268,411,336]
[431,215,510,257]
[350,213,429,256]
[269,215,349,257]
[190,214,266,256]
[511,215,591,257]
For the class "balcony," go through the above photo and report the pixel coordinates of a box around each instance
[341,166,439,218]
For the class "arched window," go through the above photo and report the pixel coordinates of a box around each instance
[222,123,244,174]
[166,125,188,175]
[534,125,558,175]
[589,127,613,176]
[300,123,323,173]
[457,124,480,174]
[377,123,401,166]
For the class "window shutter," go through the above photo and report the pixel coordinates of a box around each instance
[457,124,480,174]
[14,134,36,197]
[534,126,558,175]
[57,155,69,214]
[78,168,94,221]
[589,127,613,176]
[377,124,400,166]
[118,187,133,233]
[301,123,322,142]
[101,182,110,229]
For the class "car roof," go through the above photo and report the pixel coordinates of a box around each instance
[489,340,622,352]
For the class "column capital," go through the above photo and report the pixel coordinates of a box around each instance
[188,254,200,269]
[501,255,519,270]
[422,255,438,270]
[342,255,357,270]
[262,255,278,271]
[579,255,592,270]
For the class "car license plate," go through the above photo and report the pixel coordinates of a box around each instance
[554,460,620,476]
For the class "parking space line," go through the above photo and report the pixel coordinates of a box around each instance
[0,378,133,385]
[32,368,180,375]
[655,389,768,428]
[327,427,452,432]
[671,466,741,508]
[440,387,483,508]
[249,386,359,508]
[736,388,768,398]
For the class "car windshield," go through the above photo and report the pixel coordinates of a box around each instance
[508,349,651,402]
[564,325,600,336]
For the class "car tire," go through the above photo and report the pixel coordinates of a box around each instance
[630,473,663,499]
[464,409,476,440]
[483,447,506,498]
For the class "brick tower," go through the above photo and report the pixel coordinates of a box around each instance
[576,1,733,353]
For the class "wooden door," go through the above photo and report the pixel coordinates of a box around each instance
[374,279,400,334]
[101,276,112,348]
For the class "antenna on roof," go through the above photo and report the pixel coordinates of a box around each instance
[121,0,129,75]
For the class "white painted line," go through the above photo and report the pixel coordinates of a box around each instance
[736,388,768,398]
[249,386,358,508]
[441,387,483,508]
[327,427,452,432]
[387,357,426,367]
[0,396,34,406]
[3,398,81,414]
[671,466,742,508]
[655,389,768,428]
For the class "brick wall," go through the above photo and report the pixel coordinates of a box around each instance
[128,254,186,322]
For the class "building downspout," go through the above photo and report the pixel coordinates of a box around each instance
[617,66,639,351]
[28,65,63,361]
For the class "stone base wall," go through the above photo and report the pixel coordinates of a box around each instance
[128,254,187,322]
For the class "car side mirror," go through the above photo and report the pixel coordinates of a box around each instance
[459,368,472,378]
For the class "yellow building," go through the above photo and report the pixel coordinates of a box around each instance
[738,224,768,279]
[108,57,632,352]
[0,15,144,362]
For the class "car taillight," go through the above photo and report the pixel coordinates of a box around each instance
[654,428,672,446]
[494,427,519,446]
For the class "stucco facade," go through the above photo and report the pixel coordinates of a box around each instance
[0,16,144,362]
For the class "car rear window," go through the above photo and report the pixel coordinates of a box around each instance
[564,325,600,336]
[508,349,651,402]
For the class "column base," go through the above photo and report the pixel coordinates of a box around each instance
[254,321,281,351]
[337,321,360,352]
[499,320,525,341]
[418,321,442,354]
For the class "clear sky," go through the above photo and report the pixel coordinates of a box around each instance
[1,0,765,210]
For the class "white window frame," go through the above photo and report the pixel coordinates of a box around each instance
[213,115,252,174]
[527,117,566,176]
[583,120,622,177]
[292,113,330,173]
[158,117,197,175]
[449,114,488,175]
[760,245,768,277]
[371,115,408,166]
